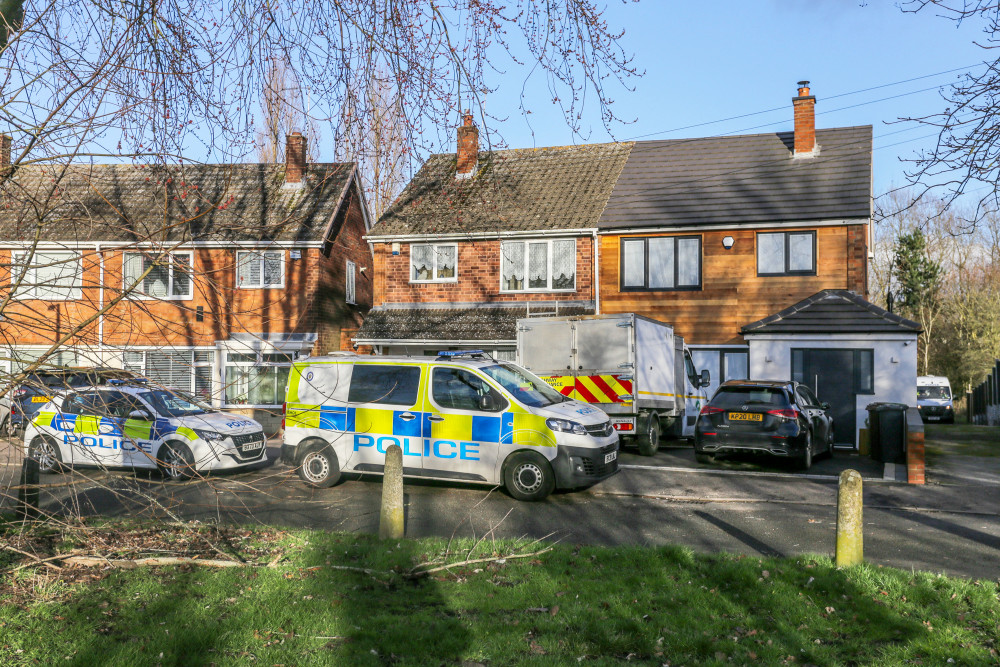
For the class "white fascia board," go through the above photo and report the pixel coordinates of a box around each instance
[352,338,515,346]
[0,240,324,249]
[743,333,916,342]
[598,218,871,236]
[365,228,597,243]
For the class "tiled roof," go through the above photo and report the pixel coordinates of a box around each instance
[599,126,873,229]
[355,303,596,342]
[370,143,634,236]
[0,162,357,243]
[740,290,921,335]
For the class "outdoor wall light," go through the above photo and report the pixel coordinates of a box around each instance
[722,236,735,249]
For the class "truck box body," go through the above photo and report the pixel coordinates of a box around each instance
[516,313,680,418]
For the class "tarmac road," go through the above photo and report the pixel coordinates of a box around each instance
[7,439,999,581]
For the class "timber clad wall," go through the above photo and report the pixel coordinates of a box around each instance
[599,225,868,345]
[371,237,594,305]
[0,194,372,351]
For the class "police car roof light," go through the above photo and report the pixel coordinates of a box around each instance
[108,378,148,385]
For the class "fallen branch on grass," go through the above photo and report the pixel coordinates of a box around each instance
[405,546,554,578]
[63,556,244,569]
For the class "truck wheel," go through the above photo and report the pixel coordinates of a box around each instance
[157,441,196,480]
[298,443,341,488]
[503,451,555,502]
[29,436,64,474]
[636,413,660,456]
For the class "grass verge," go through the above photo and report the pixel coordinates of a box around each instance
[924,424,1000,460]
[1,519,999,666]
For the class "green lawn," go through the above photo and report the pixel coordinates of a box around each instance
[2,522,999,666]
[925,423,1000,459]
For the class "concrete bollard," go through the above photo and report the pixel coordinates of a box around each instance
[835,469,863,567]
[16,456,40,521]
[378,444,404,540]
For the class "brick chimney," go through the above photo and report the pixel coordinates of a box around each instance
[793,81,817,157]
[0,134,11,169]
[285,131,307,184]
[456,112,478,179]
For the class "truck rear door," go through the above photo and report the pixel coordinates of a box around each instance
[517,319,574,395]
[573,317,634,406]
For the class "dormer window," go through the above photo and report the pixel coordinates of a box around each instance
[410,243,457,282]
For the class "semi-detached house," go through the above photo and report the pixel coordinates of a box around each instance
[0,134,373,432]
[359,83,920,448]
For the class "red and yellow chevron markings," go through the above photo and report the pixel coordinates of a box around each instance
[540,375,634,404]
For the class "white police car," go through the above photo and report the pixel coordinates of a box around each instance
[24,380,266,479]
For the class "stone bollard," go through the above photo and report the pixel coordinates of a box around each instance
[835,469,863,567]
[378,444,404,540]
[16,456,40,521]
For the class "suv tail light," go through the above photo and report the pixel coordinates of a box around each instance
[699,406,725,416]
[767,408,800,420]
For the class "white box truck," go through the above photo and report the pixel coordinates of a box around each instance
[516,313,710,455]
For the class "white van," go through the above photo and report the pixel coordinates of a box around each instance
[917,375,954,423]
[280,352,619,501]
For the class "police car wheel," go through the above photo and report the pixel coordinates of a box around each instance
[298,445,340,488]
[504,452,555,502]
[158,442,196,480]
[29,436,64,474]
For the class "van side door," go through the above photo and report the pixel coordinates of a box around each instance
[424,367,508,483]
[346,364,424,473]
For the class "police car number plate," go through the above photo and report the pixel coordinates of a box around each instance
[242,440,265,451]
[604,450,617,464]
[31,396,51,403]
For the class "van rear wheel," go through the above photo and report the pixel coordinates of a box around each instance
[636,413,660,456]
[504,451,555,502]
[298,443,340,488]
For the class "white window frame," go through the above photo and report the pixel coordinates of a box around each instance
[123,251,194,300]
[346,260,357,305]
[236,249,285,289]
[500,239,577,293]
[11,250,83,300]
[409,243,458,283]
[222,350,293,408]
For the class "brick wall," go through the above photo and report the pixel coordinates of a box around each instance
[372,237,594,305]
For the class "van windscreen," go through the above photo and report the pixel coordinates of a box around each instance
[917,386,951,400]
[348,365,421,405]
[480,363,566,408]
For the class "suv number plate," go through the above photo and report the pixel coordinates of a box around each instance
[729,412,762,422]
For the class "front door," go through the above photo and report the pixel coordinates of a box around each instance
[792,349,858,447]
[424,366,506,483]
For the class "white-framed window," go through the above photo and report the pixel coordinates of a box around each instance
[410,243,457,282]
[11,250,83,300]
[123,251,193,300]
[346,260,356,305]
[501,239,576,292]
[236,250,285,288]
[757,231,816,276]
[123,349,214,400]
[223,351,292,406]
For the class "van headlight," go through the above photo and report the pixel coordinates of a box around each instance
[194,429,226,443]
[546,418,587,435]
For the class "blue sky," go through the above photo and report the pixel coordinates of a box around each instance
[471,1,987,198]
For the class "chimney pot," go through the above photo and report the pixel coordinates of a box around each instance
[285,132,307,184]
[793,81,817,157]
[456,112,479,178]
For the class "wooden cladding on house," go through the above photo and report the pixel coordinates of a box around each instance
[599,225,868,345]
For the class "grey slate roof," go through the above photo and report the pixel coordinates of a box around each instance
[740,290,921,335]
[356,303,595,342]
[0,162,357,243]
[599,126,873,229]
[370,143,634,236]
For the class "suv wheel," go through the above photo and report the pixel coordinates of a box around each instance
[796,431,813,471]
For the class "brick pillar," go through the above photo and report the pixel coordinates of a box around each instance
[906,411,925,485]
[793,81,816,156]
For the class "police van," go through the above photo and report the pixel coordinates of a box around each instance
[917,375,955,423]
[280,351,620,501]
[24,380,266,478]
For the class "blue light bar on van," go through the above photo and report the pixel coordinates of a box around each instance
[437,350,484,357]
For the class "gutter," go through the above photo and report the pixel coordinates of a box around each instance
[364,228,598,243]
[598,218,870,236]
[352,338,515,346]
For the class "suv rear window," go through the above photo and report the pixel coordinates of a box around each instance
[711,386,790,409]
[348,365,421,406]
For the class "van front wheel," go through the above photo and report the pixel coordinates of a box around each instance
[298,443,340,489]
[503,451,555,502]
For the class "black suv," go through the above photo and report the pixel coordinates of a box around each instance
[694,379,835,471]
[3,367,138,438]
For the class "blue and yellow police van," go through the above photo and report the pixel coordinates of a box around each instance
[281,351,619,501]
[24,380,266,479]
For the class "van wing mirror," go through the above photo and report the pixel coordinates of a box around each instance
[700,369,711,388]
[128,409,152,421]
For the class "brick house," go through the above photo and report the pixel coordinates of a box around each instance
[0,134,373,431]
[356,115,631,358]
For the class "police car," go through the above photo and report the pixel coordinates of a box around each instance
[24,380,267,479]
[281,351,620,501]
